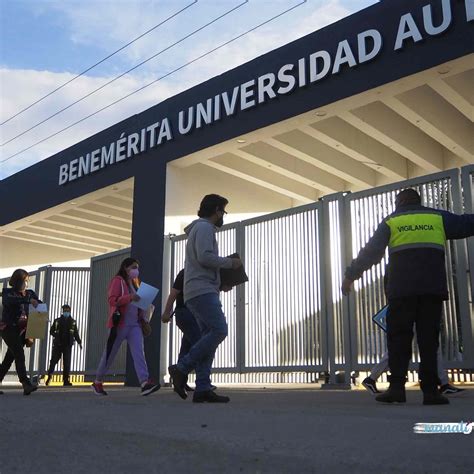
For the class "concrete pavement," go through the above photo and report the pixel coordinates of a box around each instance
[0,385,472,473]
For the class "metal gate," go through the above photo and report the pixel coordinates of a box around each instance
[85,248,130,379]
[168,203,329,382]
[0,266,90,380]
[169,225,239,373]
[42,267,91,376]
[2,169,473,384]
[169,168,474,382]
[344,169,473,375]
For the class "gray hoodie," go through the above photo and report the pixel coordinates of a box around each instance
[183,218,233,303]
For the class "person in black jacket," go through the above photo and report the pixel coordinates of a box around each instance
[342,189,474,405]
[0,269,40,395]
[162,269,202,393]
[45,304,82,387]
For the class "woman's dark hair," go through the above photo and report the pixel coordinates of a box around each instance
[9,269,29,291]
[117,257,140,289]
[197,194,229,218]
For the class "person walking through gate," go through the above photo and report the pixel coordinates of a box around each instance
[162,268,201,393]
[0,269,40,396]
[91,257,160,397]
[362,346,465,395]
[168,194,242,403]
[342,189,474,405]
[162,268,230,392]
[45,304,82,387]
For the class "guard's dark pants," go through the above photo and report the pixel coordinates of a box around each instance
[387,295,443,393]
[48,344,72,383]
[0,327,29,385]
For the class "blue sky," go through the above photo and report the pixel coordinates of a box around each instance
[0,0,377,179]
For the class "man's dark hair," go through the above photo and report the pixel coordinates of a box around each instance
[62,304,71,310]
[9,269,29,291]
[395,188,421,208]
[198,194,229,218]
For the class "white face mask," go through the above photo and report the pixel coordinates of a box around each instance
[63,312,71,318]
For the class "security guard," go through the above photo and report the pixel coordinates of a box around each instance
[342,189,474,405]
[45,304,82,387]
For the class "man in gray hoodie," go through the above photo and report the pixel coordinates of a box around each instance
[169,194,242,403]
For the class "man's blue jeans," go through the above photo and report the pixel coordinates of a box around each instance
[177,293,228,392]
[175,306,201,364]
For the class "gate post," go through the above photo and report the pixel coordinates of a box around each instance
[37,266,53,377]
[160,236,172,384]
[320,193,352,389]
[29,270,41,380]
[461,165,474,299]
[235,222,246,373]
[128,161,167,386]
[452,169,474,366]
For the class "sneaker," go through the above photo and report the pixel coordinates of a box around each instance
[141,380,161,396]
[91,382,108,396]
[23,384,38,396]
[168,365,187,400]
[423,392,449,405]
[375,386,406,403]
[63,381,73,387]
[440,384,466,395]
[45,376,51,386]
[362,377,380,394]
[193,390,230,403]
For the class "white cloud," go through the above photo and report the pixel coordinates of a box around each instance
[0,0,377,179]
[0,67,180,178]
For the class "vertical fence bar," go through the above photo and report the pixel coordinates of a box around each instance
[38,266,52,376]
[461,165,474,299]
[236,222,246,373]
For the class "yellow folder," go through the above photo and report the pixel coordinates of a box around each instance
[26,304,49,339]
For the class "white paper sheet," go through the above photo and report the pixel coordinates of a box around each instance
[131,282,159,310]
[34,303,48,313]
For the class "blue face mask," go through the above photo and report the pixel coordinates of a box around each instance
[63,312,71,318]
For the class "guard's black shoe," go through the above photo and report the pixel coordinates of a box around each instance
[362,377,380,394]
[375,386,406,403]
[0,390,3,395]
[193,390,230,403]
[168,365,187,400]
[45,376,51,386]
[423,392,450,405]
[23,384,38,396]
[63,381,73,387]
